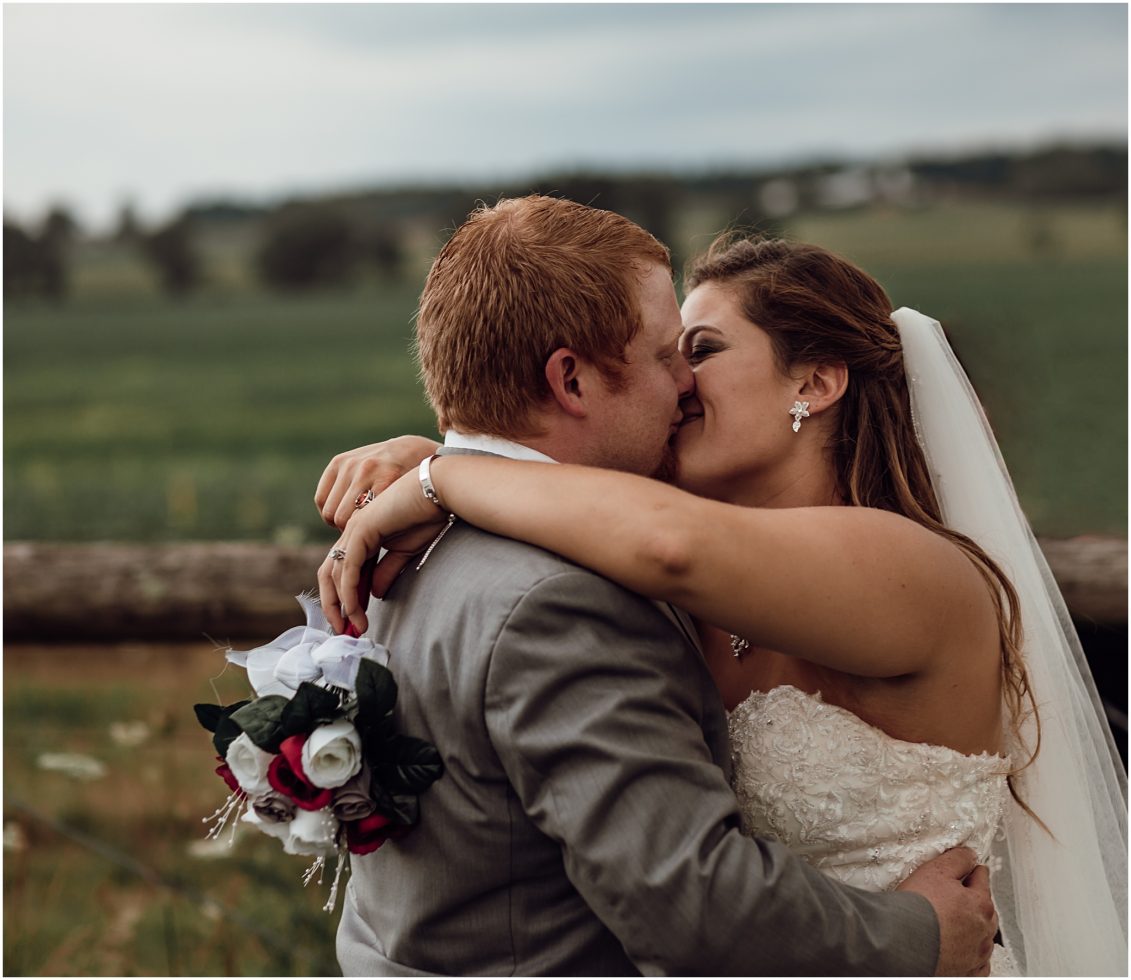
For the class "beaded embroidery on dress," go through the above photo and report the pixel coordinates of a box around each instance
[729,685,1019,975]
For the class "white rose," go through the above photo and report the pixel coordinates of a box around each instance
[301,720,363,789]
[225,733,274,796]
[284,806,339,856]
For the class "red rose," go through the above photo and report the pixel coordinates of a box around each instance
[215,756,245,797]
[344,811,398,855]
[267,735,333,811]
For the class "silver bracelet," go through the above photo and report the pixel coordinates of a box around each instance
[418,453,445,510]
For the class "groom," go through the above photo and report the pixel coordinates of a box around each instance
[328,196,997,976]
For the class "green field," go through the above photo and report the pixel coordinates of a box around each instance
[5,199,1126,542]
[4,643,340,976]
[5,285,436,543]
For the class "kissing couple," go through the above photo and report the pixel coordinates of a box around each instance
[315,196,1126,976]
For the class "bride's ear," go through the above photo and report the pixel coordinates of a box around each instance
[544,348,590,419]
[797,361,849,415]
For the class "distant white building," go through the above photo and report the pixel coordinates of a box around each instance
[758,178,800,218]
[812,166,919,209]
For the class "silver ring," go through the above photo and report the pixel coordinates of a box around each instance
[328,547,348,561]
[354,489,376,509]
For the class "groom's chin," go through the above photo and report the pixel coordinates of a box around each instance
[650,445,679,485]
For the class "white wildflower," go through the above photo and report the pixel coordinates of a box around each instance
[36,752,106,781]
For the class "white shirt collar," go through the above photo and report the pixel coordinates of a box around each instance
[443,430,558,464]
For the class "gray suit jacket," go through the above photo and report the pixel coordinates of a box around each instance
[337,460,939,976]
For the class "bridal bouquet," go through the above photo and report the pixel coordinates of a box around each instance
[194,594,442,910]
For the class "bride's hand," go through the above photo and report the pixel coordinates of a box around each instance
[314,435,440,530]
[317,468,448,635]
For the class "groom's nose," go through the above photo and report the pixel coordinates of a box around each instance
[672,351,695,398]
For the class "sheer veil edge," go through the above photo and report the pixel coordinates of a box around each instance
[892,308,1127,977]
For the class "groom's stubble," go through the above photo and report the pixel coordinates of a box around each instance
[651,441,679,484]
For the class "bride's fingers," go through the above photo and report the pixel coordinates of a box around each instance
[338,542,369,634]
[317,557,346,634]
[317,464,352,528]
[333,478,369,531]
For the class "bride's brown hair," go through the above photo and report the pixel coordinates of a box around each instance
[685,234,1041,815]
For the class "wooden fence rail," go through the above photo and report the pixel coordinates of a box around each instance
[3,537,1126,642]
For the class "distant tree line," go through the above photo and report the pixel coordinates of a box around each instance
[253,204,404,291]
[5,143,1124,302]
[4,207,75,300]
[4,200,407,300]
[906,145,1127,200]
[4,203,208,301]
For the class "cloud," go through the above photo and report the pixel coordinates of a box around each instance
[3,3,1125,228]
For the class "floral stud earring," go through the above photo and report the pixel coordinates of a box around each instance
[789,400,810,433]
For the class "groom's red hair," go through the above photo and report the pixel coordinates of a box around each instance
[415,195,670,438]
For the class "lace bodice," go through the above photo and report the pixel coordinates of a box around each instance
[728,685,1009,893]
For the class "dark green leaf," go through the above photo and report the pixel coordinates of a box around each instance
[367,775,395,815]
[373,735,444,795]
[356,703,397,751]
[306,682,342,719]
[366,770,418,827]
[387,794,420,827]
[211,700,250,758]
[193,703,223,733]
[231,695,289,752]
[355,659,397,722]
[279,682,342,739]
[360,723,391,767]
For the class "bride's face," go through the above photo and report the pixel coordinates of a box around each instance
[673,282,802,502]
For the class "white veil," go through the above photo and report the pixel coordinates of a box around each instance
[892,308,1128,976]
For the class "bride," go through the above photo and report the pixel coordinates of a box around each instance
[318,236,1127,976]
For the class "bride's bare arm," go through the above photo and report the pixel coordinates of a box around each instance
[324,455,995,678]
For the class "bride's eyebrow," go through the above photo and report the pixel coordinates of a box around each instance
[681,326,723,345]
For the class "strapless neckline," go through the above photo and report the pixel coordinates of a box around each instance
[730,683,1008,768]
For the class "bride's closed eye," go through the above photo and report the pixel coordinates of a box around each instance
[688,342,722,364]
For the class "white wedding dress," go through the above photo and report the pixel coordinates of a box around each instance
[729,684,1020,975]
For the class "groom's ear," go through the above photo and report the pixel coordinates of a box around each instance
[544,348,590,419]
[796,361,849,415]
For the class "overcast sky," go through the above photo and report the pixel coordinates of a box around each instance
[4,3,1127,230]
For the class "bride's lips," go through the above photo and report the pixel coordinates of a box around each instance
[671,414,702,445]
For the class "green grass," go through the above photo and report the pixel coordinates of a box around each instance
[4,643,341,977]
[788,201,1127,535]
[868,259,1127,535]
[4,200,1126,541]
[5,286,438,542]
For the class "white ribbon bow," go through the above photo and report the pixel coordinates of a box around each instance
[226,594,391,697]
